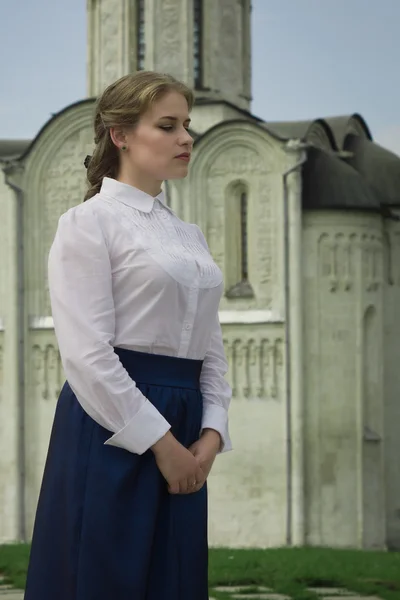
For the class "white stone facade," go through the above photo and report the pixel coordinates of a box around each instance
[87,0,252,109]
[1,0,399,550]
[2,109,399,549]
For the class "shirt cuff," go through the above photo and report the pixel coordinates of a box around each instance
[201,403,232,453]
[104,400,171,455]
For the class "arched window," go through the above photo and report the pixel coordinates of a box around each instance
[225,183,254,298]
[193,0,203,88]
[137,0,145,71]
[240,191,248,281]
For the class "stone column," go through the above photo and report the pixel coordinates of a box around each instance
[86,0,252,110]
[284,152,306,546]
[87,0,139,96]
[145,0,193,85]
[0,166,24,541]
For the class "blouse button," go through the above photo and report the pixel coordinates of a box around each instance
[184,323,192,330]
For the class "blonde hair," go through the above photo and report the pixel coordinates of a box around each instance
[84,71,194,201]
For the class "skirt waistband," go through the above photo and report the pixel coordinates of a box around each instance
[114,348,203,390]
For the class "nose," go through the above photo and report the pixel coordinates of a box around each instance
[179,128,194,148]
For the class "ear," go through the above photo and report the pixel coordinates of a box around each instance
[109,127,127,150]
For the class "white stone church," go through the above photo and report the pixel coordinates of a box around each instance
[1,0,400,551]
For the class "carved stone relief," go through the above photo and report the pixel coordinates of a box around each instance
[260,338,270,399]
[232,339,246,398]
[362,234,381,291]
[246,339,259,398]
[254,177,274,305]
[385,228,400,286]
[385,230,400,286]
[223,334,284,401]
[88,0,143,94]
[44,345,62,401]
[209,146,264,177]
[155,0,184,75]
[384,230,394,285]
[205,176,225,271]
[32,343,63,402]
[32,345,45,392]
[318,231,382,292]
[217,0,242,99]
[98,0,122,90]
[206,145,276,308]
[38,127,93,316]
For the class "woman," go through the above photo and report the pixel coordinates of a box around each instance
[24,71,232,600]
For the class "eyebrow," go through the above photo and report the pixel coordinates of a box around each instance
[159,116,191,125]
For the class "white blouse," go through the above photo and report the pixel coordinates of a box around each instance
[48,177,232,456]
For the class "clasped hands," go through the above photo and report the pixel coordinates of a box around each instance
[152,428,221,495]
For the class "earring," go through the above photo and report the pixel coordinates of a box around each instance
[121,145,127,151]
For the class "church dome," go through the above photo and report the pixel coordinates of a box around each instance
[344,134,400,207]
[302,146,381,211]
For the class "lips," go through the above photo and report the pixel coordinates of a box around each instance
[175,153,191,162]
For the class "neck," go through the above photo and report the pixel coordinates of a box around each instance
[116,166,162,197]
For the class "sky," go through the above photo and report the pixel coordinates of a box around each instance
[1,0,399,155]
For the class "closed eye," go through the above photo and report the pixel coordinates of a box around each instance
[159,125,190,132]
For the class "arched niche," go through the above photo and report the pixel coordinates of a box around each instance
[20,100,96,317]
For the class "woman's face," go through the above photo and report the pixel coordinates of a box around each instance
[115,91,194,190]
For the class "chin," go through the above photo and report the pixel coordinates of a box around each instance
[166,166,190,180]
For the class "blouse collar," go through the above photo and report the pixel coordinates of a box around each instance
[100,177,171,213]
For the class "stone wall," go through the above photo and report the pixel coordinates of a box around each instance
[208,320,288,548]
[382,215,400,549]
[87,0,140,96]
[87,0,251,109]
[187,121,293,547]
[1,104,399,550]
[0,170,20,542]
[302,211,386,549]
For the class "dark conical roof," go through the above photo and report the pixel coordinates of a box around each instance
[0,139,31,161]
[302,146,380,211]
[344,134,400,206]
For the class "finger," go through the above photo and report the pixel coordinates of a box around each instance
[199,463,212,480]
[189,441,200,455]
[168,481,180,495]
[195,465,206,485]
[186,478,198,494]
[193,480,205,493]
[179,479,189,495]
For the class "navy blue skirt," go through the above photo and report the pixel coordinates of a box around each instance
[25,349,208,600]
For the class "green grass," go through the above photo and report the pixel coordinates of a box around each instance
[0,543,30,590]
[209,547,400,600]
[1,544,400,599]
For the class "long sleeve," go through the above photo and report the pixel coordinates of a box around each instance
[193,225,232,452]
[200,313,232,452]
[48,205,171,455]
